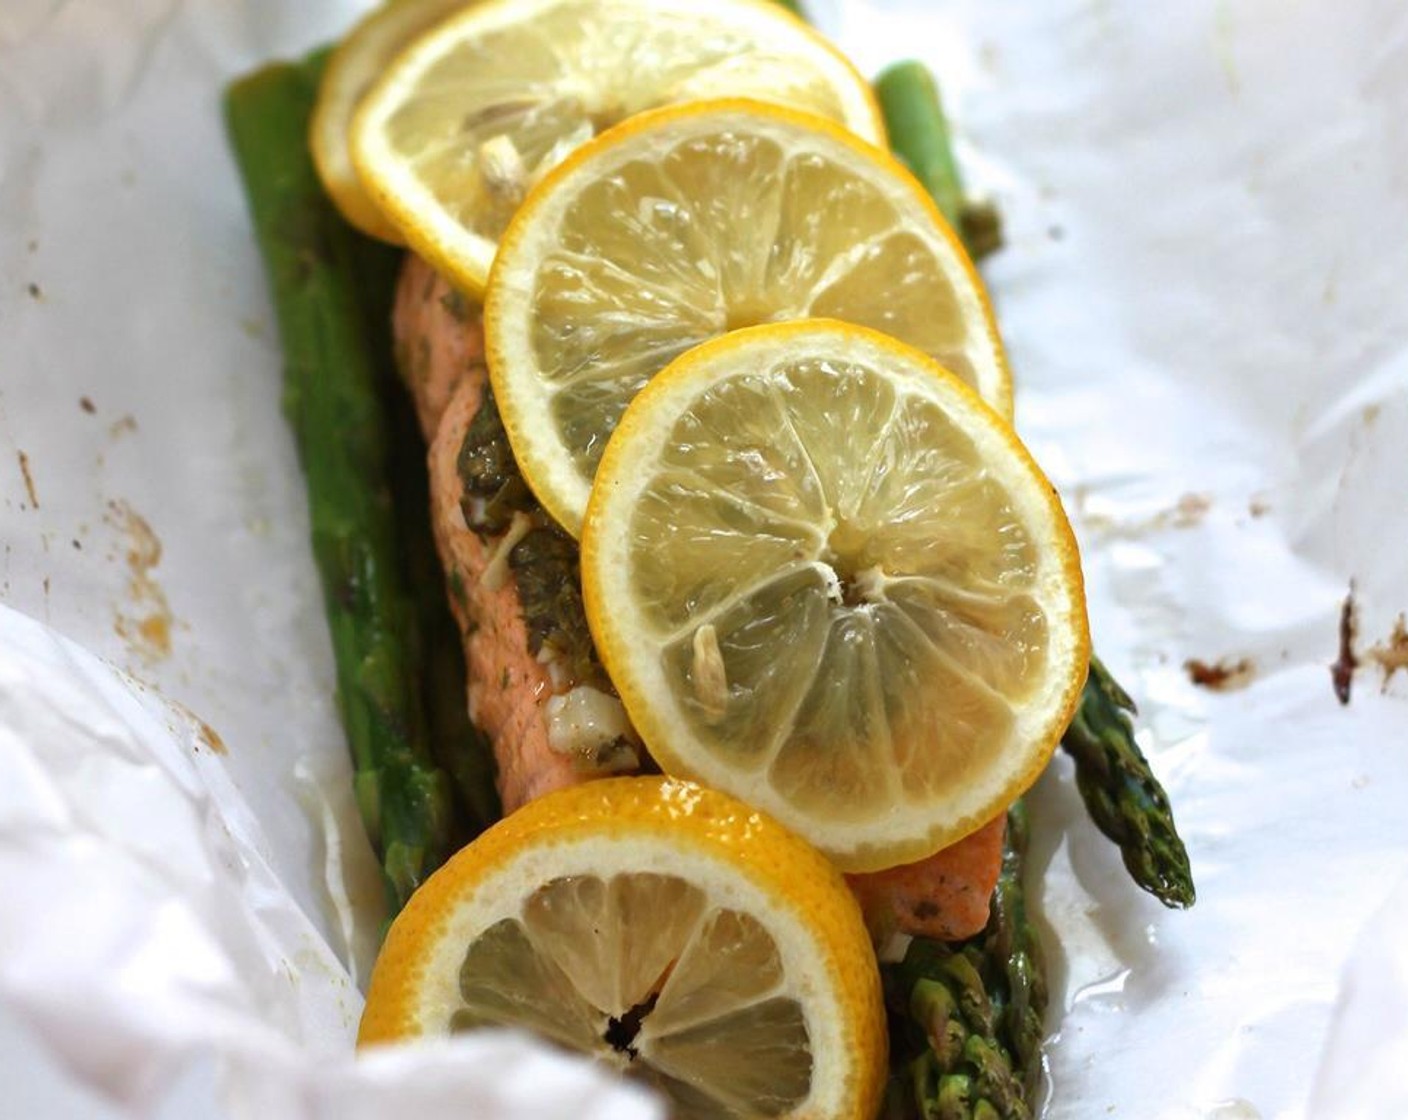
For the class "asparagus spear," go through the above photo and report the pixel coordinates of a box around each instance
[348,189,502,840]
[1060,658,1196,908]
[882,803,1045,1120]
[876,61,1195,909]
[875,61,1003,259]
[982,802,1047,1103]
[382,335,501,838]
[225,54,456,913]
[870,49,1046,1120]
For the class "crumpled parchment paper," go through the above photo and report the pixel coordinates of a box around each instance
[1,0,1406,1116]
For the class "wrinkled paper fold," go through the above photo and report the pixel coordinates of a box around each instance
[1,0,1406,1116]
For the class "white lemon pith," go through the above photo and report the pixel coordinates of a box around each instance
[351,0,884,293]
[486,99,1010,538]
[359,777,887,1120]
[581,322,1088,873]
[311,0,473,242]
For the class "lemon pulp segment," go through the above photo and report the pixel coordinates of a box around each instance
[311,0,474,241]
[487,100,1009,536]
[359,777,887,1120]
[581,323,1086,872]
[353,0,883,292]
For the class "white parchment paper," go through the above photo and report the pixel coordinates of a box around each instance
[2,0,1406,1117]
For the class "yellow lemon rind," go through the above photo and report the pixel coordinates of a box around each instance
[311,0,475,243]
[350,0,887,297]
[358,775,887,1120]
[485,97,1012,540]
[579,320,1086,874]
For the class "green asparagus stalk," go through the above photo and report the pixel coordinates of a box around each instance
[771,0,807,17]
[875,61,1003,260]
[870,46,1051,1120]
[882,803,1045,1120]
[225,54,456,914]
[982,802,1047,1102]
[382,336,502,837]
[345,173,502,840]
[876,58,1194,910]
[1060,658,1196,908]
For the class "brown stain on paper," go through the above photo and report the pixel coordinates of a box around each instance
[1170,492,1212,528]
[1185,657,1256,692]
[168,700,230,757]
[107,500,173,665]
[1331,588,1358,706]
[1330,589,1408,702]
[1368,615,1408,691]
[1074,489,1213,537]
[17,451,39,508]
[196,718,228,755]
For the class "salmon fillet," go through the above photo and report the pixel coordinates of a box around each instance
[845,815,1006,941]
[427,378,583,812]
[395,254,1005,939]
[394,254,487,440]
[397,258,638,814]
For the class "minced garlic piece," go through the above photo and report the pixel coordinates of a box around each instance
[691,623,729,722]
[479,134,528,204]
[481,510,534,593]
[545,686,637,772]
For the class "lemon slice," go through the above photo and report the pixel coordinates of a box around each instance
[311,0,474,242]
[350,0,884,295]
[359,776,887,1120]
[580,321,1087,874]
[486,98,1010,538]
